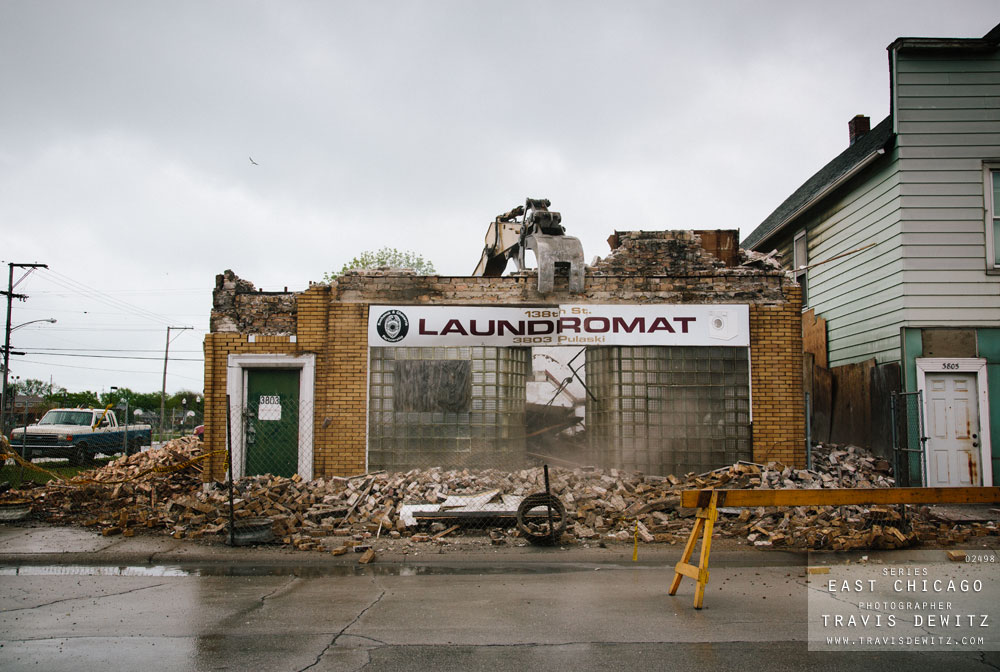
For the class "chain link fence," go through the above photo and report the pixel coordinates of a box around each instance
[891,391,926,487]
[2,354,991,556]
[226,390,571,547]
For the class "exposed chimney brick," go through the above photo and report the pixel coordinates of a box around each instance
[848,114,870,146]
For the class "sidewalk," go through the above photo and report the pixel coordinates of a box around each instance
[0,522,981,570]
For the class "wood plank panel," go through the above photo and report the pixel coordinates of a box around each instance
[802,309,827,369]
[680,487,1000,508]
[830,359,874,446]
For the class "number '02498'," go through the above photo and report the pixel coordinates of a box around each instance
[942,363,960,370]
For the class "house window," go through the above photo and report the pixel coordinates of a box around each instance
[988,167,1000,273]
[793,230,808,305]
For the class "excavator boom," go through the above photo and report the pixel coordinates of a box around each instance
[472,198,584,293]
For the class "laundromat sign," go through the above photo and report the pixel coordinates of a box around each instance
[368,305,749,347]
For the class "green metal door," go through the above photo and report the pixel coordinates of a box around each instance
[246,369,299,478]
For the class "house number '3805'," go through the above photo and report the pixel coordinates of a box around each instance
[942,363,960,370]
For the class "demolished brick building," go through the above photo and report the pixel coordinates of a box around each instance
[202,230,805,482]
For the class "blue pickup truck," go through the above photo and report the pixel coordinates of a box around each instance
[9,407,152,466]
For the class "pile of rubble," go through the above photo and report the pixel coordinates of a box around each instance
[16,436,207,536]
[10,439,997,552]
[590,231,726,275]
[704,444,911,551]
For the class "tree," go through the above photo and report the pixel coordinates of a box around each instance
[11,378,51,397]
[49,389,100,409]
[324,248,436,282]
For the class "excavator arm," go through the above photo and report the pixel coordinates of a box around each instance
[472,198,585,293]
[472,204,526,277]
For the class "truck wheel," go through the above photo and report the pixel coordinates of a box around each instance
[126,439,140,457]
[71,444,92,468]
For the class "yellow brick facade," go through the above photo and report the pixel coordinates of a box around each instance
[749,284,806,467]
[204,270,805,481]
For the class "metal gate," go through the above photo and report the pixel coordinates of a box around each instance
[244,369,300,478]
[890,391,926,487]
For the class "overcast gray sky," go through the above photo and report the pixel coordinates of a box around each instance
[1,1,997,397]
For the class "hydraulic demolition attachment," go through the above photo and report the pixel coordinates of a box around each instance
[472,198,585,293]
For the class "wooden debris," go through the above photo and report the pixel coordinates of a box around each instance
[635,520,654,543]
[7,436,996,554]
[430,524,460,541]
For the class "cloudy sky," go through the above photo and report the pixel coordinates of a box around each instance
[1,1,997,397]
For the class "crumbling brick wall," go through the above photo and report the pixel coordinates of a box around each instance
[594,230,726,275]
[203,231,805,480]
[211,269,297,335]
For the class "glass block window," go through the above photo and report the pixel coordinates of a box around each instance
[369,346,528,470]
[586,346,751,476]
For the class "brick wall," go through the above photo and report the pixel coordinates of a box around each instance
[317,302,367,476]
[749,284,806,467]
[205,231,806,480]
[202,332,299,480]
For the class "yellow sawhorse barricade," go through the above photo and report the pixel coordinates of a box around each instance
[669,486,1000,609]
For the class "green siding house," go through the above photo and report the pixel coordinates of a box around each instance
[742,22,1000,488]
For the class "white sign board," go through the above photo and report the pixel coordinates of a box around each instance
[368,305,749,347]
[258,395,282,421]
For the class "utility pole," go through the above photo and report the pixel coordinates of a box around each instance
[159,325,193,442]
[1,262,47,435]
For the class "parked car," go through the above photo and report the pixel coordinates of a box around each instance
[9,407,152,466]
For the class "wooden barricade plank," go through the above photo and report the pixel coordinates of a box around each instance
[669,487,1000,610]
[679,487,1000,509]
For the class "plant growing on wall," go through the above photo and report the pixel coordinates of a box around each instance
[324,248,436,281]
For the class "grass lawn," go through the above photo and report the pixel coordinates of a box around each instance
[0,456,118,488]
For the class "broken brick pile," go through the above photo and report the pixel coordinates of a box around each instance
[591,231,726,275]
[10,438,997,552]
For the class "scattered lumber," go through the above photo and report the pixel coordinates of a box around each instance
[7,439,996,553]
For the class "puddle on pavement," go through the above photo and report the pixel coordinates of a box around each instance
[0,563,616,578]
[0,565,191,577]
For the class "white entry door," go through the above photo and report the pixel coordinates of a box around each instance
[925,372,982,487]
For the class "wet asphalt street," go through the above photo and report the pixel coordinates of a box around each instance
[0,527,999,671]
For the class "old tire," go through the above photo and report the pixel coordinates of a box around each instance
[70,444,92,467]
[516,492,567,545]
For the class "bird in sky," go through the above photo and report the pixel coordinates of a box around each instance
[249,156,259,166]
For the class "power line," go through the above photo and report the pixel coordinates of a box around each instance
[28,288,207,295]
[26,347,203,353]
[17,358,203,381]
[36,269,180,327]
[16,327,204,333]
[19,351,204,362]
[15,307,209,318]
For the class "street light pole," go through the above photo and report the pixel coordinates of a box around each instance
[1,262,48,435]
[10,319,57,333]
[159,325,193,442]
